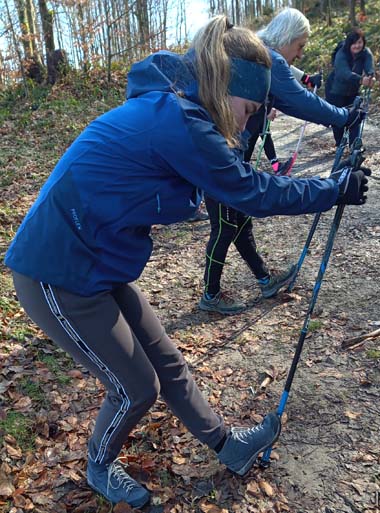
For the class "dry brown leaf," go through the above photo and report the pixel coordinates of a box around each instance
[171,463,200,478]
[0,476,15,498]
[259,479,274,497]
[72,498,99,513]
[172,456,187,464]
[67,369,83,379]
[246,480,261,497]
[13,396,32,410]
[199,499,228,513]
[274,501,290,512]
[113,502,134,513]
[344,410,360,420]
[270,450,280,461]
[13,493,35,510]
[4,443,22,459]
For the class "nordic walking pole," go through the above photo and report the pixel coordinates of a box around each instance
[284,84,318,176]
[259,202,346,467]
[255,119,271,170]
[286,128,349,292]
[260,90,370,467]
[286,94,367,292]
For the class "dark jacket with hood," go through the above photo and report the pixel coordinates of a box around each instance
[326,45,374,97]
[5,50,339,296]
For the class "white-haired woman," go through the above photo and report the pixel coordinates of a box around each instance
[255,7,364,131]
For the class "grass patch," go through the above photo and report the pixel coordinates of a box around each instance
[0,411,35,450]
[366,349,380,359]
[308,319,323,332]
[17,377,49,407]
[38,353,73,385]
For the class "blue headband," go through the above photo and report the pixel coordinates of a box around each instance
[229,58,271,103]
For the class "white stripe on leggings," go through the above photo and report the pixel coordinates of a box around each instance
[40,282,131,464]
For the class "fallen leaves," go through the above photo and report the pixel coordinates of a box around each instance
[0,471,15,498]
[198,499,229,513]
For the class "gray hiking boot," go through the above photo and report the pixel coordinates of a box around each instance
[199,291,245,315]
[87,458,150,507]
[259,265,297,299]
[217,412,281,476]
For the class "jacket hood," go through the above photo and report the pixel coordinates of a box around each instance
[126,50,200,103]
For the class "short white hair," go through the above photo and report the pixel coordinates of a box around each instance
[258,8,311,50]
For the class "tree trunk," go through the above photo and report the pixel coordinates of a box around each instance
[14,0,34,59]
[135,0,149,52]
[38,0,55,54]
[14,0,44,81]
[4,0,28,89]
[235,0,240,24]
[349,0,357,26]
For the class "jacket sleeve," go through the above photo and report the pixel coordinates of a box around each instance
[290,65,304,82]
[364,48,375,75]
[270,51,348,128]
[334,49,362,87]
[154,95,339,218]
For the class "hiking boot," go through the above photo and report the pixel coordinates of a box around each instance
[217,412,281,476]
[87,458,150,507]
[275,157,294,176]
[188,209,209,222]
[259,265,297,299]
[199,291,245,315]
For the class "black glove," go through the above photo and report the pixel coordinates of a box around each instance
[345,97,366,129]
[330,166,371,205]
[301,72,322,89]
[338,153,366,172]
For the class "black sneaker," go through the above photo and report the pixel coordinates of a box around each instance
[259,265,297,298]
[217,412,281,476]
[275,157,294,176]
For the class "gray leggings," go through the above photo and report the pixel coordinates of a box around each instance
[12,272,225,465]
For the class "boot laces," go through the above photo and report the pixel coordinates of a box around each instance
[231,423,264,444]
[218,291,237,305]
[107,459,137,494]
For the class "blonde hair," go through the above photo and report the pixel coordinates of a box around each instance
[191,15,271,147]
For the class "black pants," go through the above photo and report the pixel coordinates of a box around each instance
[203,196,269,295]
[325,92,359,146]
[244,129,277,164]
[12,271,225,465]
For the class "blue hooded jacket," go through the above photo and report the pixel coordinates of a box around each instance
[268,49,349,127]
[5,50,339,296]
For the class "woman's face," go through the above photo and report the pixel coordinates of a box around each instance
[279,33,309,65]
[350,37,364,55]
[229,96,262,132]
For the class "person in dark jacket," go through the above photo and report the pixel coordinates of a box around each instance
[4,15,370,508]
[325,28,375,145]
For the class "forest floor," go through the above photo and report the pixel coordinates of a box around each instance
[0,92,379,513]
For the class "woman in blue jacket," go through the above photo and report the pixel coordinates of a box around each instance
[4,15,370,508]
[325,28,375,145]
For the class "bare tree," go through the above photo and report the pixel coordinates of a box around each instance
[349,0,357,25]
